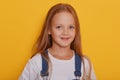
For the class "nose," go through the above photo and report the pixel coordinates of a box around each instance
[63,27,69,35]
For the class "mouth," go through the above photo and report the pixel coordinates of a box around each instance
[61,37,70,41]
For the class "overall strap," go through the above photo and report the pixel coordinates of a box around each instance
[40,50,49,77]
[40,50,82,79]
[74,53,82,78]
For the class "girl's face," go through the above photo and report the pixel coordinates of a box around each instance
[49,11,76,48]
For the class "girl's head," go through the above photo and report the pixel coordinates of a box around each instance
[34,3,82,56]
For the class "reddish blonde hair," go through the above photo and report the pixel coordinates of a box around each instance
[32,3,93,79]
[33,3,83,58]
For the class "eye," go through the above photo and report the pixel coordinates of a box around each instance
[69,25,75,29]
[56,25,62,29]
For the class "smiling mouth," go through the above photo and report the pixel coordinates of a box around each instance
[61,37,70,41]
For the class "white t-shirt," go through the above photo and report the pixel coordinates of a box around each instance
[19,52,96,80]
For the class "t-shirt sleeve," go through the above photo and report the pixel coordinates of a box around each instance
[83,57,97,80]
[19,54,42,80]
[90,64,97,80]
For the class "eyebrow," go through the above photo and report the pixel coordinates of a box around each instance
[53,24,75,26]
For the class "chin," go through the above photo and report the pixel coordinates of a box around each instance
[59,44,71,48]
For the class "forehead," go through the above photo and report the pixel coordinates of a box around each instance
[51,11,75,25]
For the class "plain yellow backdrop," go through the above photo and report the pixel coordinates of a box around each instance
[0,0,120,80]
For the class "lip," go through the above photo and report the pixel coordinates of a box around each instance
[61,37,70,41]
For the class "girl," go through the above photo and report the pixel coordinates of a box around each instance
[19,3,96,80]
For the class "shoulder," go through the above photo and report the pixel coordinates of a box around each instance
[82,55,96,80]
[30,53,42,63]
[82,55,92,74]
[82,55,91,67]
[25,53,42,72]
[28,53,42,67]
[19,53,42,80]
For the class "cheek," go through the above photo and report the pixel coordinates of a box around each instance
[52,30,61,36]
[51,31,60,38]
[71,30,76,36]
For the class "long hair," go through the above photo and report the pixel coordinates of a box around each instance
[33,3,83,58]
[32,3,92,79]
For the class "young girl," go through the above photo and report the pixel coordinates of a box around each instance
[19,3,96,80]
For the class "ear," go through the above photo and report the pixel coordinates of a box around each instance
[48,30,51,35]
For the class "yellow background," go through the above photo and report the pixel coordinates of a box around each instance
[0,0,120,80]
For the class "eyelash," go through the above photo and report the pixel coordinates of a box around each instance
[56,26,61,29]
[69,26,75,29]
[55,26,75,29]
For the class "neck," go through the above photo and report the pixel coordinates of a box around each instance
[48,45,73,60]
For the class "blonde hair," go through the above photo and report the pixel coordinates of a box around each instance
[33,3,82,57]
[32,3,91,79]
